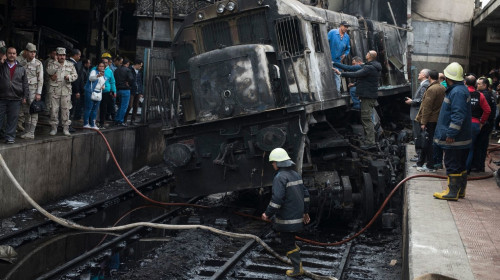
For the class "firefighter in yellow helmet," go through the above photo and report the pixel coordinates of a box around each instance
[433,62,471,201]
[262,148,311,277]
[101,52,112,59]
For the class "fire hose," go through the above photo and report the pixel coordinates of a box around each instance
[1,128,499,279]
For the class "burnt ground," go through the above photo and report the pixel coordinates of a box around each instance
[115,230,224,280]
[1,163,403,280]
[0,164,172,245]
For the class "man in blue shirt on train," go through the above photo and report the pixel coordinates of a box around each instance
[328,20,351,93]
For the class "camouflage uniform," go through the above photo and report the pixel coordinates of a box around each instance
[46,48,77,135]
[43,56,56,112]
[18,55,43,139]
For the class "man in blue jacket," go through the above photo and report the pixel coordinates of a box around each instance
[262,148,310,277]
[333,56,363,110]
[328,21,351,93]
[433,62,471,201]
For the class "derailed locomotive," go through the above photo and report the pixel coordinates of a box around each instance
[163,0,410,219]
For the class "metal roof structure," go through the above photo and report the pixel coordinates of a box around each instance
[470,0,500,74]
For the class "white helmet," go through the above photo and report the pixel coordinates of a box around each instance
[269,148,295,167]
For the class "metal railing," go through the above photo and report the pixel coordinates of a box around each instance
[142,48,173,124]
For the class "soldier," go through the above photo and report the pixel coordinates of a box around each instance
[43,48,57,112]
[17,43,43,139]
[46,47,77,136]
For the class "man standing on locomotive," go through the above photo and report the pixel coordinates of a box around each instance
[261,148,311,277]
[340,50,382,150]
[328,21,351,93]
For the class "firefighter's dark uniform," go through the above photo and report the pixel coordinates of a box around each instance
[264,167,310,276]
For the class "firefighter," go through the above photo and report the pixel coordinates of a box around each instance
[261,148,311,277]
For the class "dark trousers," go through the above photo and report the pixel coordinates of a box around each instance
[99,91,115,125]
[124,93,140,123]
[472,122,493,170]
[412,120,422,158]
[433,143,443,166]
[71,94,84,120]
[444,148,468,175]
[278,231,296,255]
[417,122,436,167]
[0,99,21,141]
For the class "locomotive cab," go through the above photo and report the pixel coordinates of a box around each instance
[189,44,280,122]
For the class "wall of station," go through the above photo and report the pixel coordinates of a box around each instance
[0,124,165,218]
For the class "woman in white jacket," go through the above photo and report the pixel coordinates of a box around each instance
[83,62,106,129]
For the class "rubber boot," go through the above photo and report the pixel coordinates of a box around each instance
[49,126,57,136]
[433,173,461,201]
[63,126,71,136]
[285,246,304,277]
[20,124,34,139]
[459,170,467,199]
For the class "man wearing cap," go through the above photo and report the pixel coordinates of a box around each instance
[262,148,310,277]
[328,21,351,93]
[17,43,43,139]
[433,62,471,201]
[46,47,77,136]
[0,47,29,144]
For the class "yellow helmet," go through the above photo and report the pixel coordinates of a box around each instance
[443,62,464,82]
[269,148,291,162]
[101,52,112,58]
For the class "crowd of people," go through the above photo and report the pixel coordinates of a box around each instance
[327,22,500,202]
[0,41,144,144]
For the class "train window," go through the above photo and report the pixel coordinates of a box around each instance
[237,11,269,44]
[274,17,304,57]
[311,23,323,53]
[201,21,232,52]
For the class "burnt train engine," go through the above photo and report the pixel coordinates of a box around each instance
[163,0,410,220]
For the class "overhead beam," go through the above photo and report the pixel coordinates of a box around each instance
[474,0,500,27]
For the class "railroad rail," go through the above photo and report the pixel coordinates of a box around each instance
[0,174,173,246]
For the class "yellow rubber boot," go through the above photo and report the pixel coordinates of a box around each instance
[286,261,304,277]
[434,176,450,196]
[458,170,467,198]
[285,246,304,277]
[434,173,461,201]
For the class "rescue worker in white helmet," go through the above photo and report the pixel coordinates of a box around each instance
[261,148,311,277]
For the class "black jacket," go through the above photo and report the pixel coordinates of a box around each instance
[341,60,382,99]
[129,66,143,95]
[114,65,134,90]
[68,58,84,95]
[0,62,29,101]
[265,168,310,233]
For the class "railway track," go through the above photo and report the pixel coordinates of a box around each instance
[0,179,401,280]
[0,174,173,246]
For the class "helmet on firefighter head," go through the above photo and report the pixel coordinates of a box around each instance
[269,148,295,167]
[101,52,112,58]
[443,62,464,82]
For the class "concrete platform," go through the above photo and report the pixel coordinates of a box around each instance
[403,144,500,280]
[0,121,165,218]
